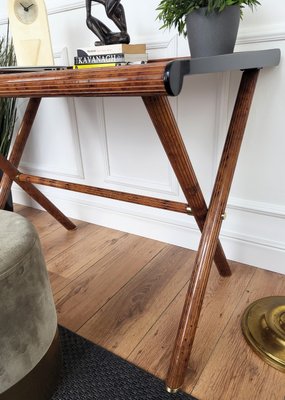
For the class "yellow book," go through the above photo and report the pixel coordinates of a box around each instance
[73,63,125,69]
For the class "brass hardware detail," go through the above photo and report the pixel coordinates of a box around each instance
[166,386,179,394]
[241,296,285,372]
[186,206,192,215]
[221,212,227,220]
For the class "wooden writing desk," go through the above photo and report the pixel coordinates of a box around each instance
[0,49,281,392]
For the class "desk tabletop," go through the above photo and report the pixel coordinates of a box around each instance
[0,49,280,98]
[165,49,281,95]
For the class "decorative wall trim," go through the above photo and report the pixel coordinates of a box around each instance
[12,187,285,274]
[146,37,177,51]
[212,47,285,221]
[222,228,285,252]
[0,1,86,23]
[228,197,285,219]
[238,23,285,44]
[210,72,231,186]
[19,48,85,181]
[146,35,178,58]
[96,36,180,197]
[92,94,179,197]
[47,2,86,15]
[104,174,180,197]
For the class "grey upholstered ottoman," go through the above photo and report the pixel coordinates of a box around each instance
[0,210,61,400]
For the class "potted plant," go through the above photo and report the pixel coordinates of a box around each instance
[156,0,261,57]
[0,33,17,211]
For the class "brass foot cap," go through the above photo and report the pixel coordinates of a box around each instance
[166,386,180,394]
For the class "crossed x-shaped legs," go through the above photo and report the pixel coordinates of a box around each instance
[0,68,259,392]
[144,68,260,391]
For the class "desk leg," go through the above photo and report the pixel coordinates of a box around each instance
[142,96,230,277]
[0,97,76,230]
[0,98,41,209]
[164,68,260,391]
[0,154,76,230]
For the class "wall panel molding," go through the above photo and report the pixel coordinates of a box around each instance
[47,1,86,15]
[12,187,285,274]
[19,47,84,181]
[96,36,180,198]
[0,1,85,23]
[238,23,285,44]
[228,197,285,219]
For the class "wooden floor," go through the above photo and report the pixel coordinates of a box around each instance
[16,204,285,400]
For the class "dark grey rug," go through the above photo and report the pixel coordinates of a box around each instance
[52,326,197,400]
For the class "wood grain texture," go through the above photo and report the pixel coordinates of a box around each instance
[129,262,255,391]
[192,268,285,400]
[17,174,189,214]
[16,206,68,238]
[143,95,231,278]
[0,98,41,209]
[4,67,266,395]
[165,69,260,391]
[0,62,169,98]
[40,221,99,264]
[49,229,130,294]
[78,245,196,357]
[0,154,76,230]
[18,206,285,400]
[55,235,167,331]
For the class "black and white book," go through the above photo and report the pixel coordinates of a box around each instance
[74,53,148,65]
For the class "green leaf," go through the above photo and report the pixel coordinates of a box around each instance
[156,0,261,36]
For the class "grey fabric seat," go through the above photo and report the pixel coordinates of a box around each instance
[0,210,61,400]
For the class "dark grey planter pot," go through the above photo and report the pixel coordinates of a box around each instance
[186,5,240,58]
[0,169,13,212]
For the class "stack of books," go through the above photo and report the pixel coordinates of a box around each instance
[73,43,147,69]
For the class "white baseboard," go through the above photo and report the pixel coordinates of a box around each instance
[12,187,285,276]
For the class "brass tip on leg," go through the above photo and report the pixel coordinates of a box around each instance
[166,386,179,394]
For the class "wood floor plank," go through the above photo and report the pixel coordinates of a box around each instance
[54,234,167,331]
[128,261,256,392]
[14,205,285,400]
[47,228,128,293]
[16,206,65,237]
[13,203,29,212]
[78,245,197,359]
[191,268,285,400]
[48,270,74,295]
[40,221,98,262]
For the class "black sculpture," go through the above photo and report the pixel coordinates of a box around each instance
[86,0,130,45]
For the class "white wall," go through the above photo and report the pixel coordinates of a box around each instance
[0,0,284,274]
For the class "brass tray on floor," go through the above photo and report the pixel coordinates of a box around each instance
[241,296,285,372]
